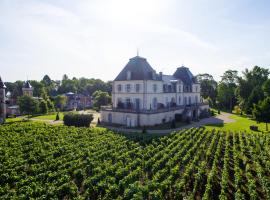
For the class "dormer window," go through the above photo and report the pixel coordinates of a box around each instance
[127,71,131,80]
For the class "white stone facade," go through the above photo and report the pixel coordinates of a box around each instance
[101,56,209,127]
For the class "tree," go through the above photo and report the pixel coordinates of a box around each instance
[217,70,238,111]
[54,95,68,110]
[262,79,270,96]
[40,87,55,112]
[30,80,44,97]
[196,73,217,106]
[92,90,111,109]
[253,97,270,131]
[237,66,269,114]
[42,75,52,86]
[39,100,48,114]
[62,74,69,81]
[18,95,39,117]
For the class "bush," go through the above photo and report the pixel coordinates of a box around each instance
[233,105,242,115]
[55,112,60,121]
[63,113,93,127]
[142,126,147,134]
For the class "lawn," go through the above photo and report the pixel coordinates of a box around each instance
[204,114,269,132]
[31,112,64,121]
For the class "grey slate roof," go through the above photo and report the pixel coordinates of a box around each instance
[114,56,159,81]
[23,80,32,89]
[173,66,197,85]
[0,77,6,89]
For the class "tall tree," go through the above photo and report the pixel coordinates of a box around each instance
[196,73,217,106]
[237,66,269,114]
[18,95,39,117]
[262,79,270,96]
[93,90,111,109]
[42,75,52,86]
[253,97,270,131]
[54,95,68,110]
[217,70,238,111]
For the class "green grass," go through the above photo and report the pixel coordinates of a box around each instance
[204,114,269,132]
[31,112,64,121]
[5,117,23,123]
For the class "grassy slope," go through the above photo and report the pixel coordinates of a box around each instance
[204,114,269,132]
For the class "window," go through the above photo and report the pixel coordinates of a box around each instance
[179,85,182,92]
[117,84,122,92]
[188,96,191,105]
[152,97,157,109]
[127,71,131,80]
[126,98,131,109]
[153,84,157,92]
[195,86,198,92]
[195,96,198,104]
[126,84,131,92]
[179,96,181,104]
[184,97,187,105]
[135,84,140,92]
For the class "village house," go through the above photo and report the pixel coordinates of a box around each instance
[101,56,209,127]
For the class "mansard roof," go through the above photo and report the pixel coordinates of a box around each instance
[0,77,6,89]
[23,80,32,89]
[173,66,197,85]
[114,56,159,81]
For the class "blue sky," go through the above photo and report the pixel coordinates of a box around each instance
[0,0,270,82]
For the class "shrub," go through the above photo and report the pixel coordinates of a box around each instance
[55,112,60,121]
[234,105,241,115]
[63,113,93,127]
[142,126,147,134]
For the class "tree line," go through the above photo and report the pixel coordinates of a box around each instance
[196,66,270,130]
[5,74,112,115]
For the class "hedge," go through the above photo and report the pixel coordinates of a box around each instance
[63,113,93,127]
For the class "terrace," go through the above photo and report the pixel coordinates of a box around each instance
[101,102,207,114]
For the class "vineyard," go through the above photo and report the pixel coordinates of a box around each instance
[0,122,270,199]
